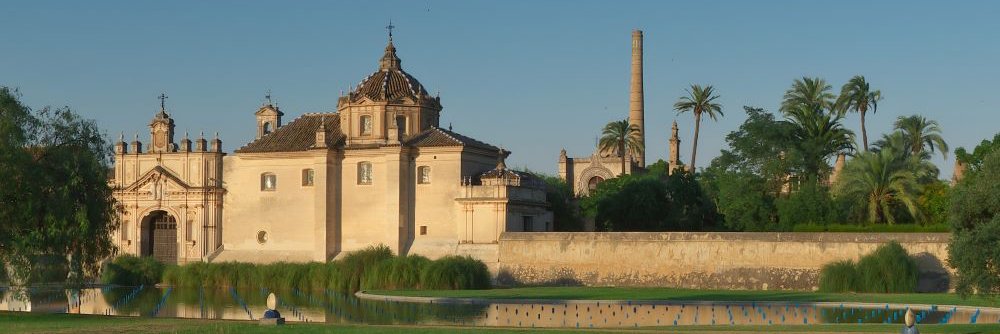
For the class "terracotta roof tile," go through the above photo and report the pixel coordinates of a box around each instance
[404,127,498,151]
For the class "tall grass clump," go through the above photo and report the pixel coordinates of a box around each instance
[362,255,430,290]
[331,244,393,293]
[817,241,919,293]
[420,255,491,290]
[101,255,164,286]
[856,241,919,293]
[817,260,858,292]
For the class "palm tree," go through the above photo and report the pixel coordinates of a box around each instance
[783,106,855,181]
[781,77,835,114]
[836,75,882,151]
[893,115,948,158]
[674,84,723,172]
[598,119,644,175]
[835,144,930,225]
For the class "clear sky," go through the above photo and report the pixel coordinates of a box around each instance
[3,1,997,177]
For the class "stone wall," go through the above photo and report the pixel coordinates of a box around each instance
[496,232,952,291]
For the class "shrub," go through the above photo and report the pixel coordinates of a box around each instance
[818,260,858,292]
[101,255,164,286]
[792,223,949,233]
[817,241,918,293]
[420,255,491,290]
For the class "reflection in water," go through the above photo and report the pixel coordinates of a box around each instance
[1,286,997,328]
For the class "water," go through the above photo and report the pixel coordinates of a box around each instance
[1,286,997,328]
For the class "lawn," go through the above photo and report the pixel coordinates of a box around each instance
[367,287,1000,308]
[3,312,1000,334]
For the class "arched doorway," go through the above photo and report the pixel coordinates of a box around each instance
[140,210,177,264]
[587,176,604,192]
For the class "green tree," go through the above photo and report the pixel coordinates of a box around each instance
[777,178,835,227]
[955,132,1000,172]
[713,172,779,231]
[781,77,835,114]
[674,84,723,172]
[0,87,118,285]
[835,75,882,151]
[708,106,793,194]
[893,115,948,158]
[598,119,643,175]
[533,173,583,232]
[834,144,928,225]
[783,106,855,181]
[580,175,669,231]
[947,148,1000,297]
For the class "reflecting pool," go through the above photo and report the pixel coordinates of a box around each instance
[1,286,997,328]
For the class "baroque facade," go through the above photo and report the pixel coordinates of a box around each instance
[111,37,552,264]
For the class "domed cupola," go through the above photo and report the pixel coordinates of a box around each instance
[337,34,443,145]
[346,40,438,106]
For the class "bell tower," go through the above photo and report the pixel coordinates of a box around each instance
[149,93,175,153]
[256,91,283,139]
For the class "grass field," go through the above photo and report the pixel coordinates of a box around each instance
[367,286,1000,308]
[2,312,1000,334]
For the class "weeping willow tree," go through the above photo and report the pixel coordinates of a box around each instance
[0,87,118,286]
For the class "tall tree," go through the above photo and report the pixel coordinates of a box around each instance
[781,77,835,114]
[947,142,1000,297]
[598,119,644,175]
[0,87,118,285]
[836,75,882,151]
[893,115,948,158]
[674,84,723,172]
[783,106,855,181]
[835,141,932,225]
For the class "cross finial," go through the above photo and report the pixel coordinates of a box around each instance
[386,19,395,42]
[265,89,272,105]
[158,93,168,111]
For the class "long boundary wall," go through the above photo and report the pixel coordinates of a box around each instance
[496,232,952,291]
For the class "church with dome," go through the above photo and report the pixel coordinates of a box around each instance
[109,35,553,264]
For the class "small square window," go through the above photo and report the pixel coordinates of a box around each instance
[358,162,373,185]
[261,173,276,191]
[522,216,533,232]
[417,166,431,184]
[302,169,315,186]
[420,226,427,235]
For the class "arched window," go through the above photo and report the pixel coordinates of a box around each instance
[302,169,315,186]
[417,166,431,184]
[261,173,276,191]
[357,162,373,185]
[262,122,272,135]
[360,115,373,136]
[587,176,604,192]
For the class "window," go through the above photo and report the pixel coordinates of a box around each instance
[360,115,373,136]
[417,166,431,184]
[420,226,427,235]
[261,173,276,191]
[263,122,272,135]
[185,220,193,241]
[257,230,268,244]
[522,215,534,232]
[302,169,315,186]
[121,221,129,241]
[357,162,373,185]
[396,116,407,136]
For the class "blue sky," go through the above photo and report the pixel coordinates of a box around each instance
[3,1,997,177]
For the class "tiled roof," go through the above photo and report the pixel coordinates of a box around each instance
[236,113,342,153]
[404,126,498,151]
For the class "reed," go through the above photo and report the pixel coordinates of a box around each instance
[100,255,164,286]
[420,255,491,290]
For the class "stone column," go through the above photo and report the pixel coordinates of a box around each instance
[629,29,646,167]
